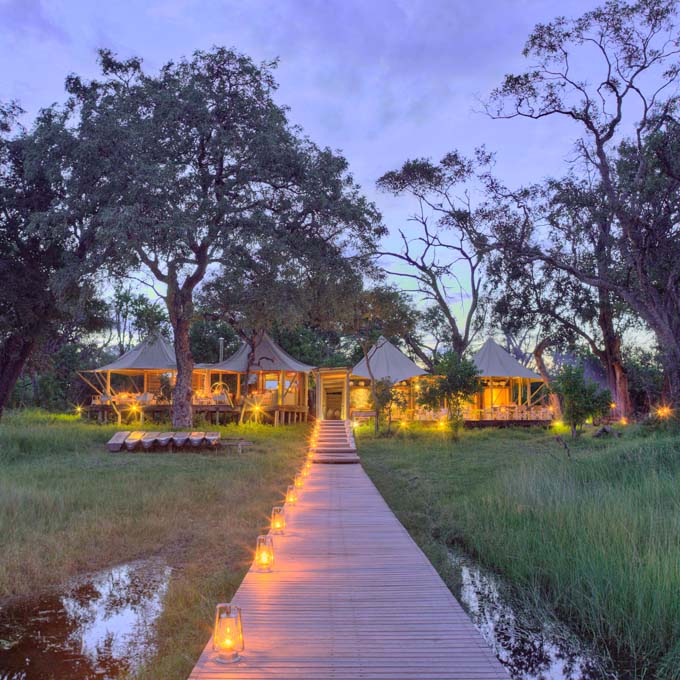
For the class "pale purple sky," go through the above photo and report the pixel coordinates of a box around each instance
[0,0,602,228]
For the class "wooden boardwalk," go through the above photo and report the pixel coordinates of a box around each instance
[189,444,507,679]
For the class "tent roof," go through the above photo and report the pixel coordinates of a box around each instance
[95,335,176,372]
[472,338,542,380]
[206,333,315,373]
[352,336,427,383]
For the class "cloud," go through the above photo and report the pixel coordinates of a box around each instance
[0,0,70,43]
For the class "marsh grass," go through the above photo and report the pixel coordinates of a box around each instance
[0,409,307,678]
[358,423,680,680]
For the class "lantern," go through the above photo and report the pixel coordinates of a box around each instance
[271,506,286,534]
[657,405,672,419]
[286,484,298,505]
[254,535,274,572]
[294,473,304,489]
[213,603,244,663]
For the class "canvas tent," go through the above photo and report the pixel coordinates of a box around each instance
[95,334,177,373]
[467,338,547,420]
[352,336,427,383]
[202,333,314,421]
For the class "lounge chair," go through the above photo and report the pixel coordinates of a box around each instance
[107,431,131,452]
[125,431,145,451]
[141,432,160,450]
[204,432,220,447]
[172,432,190,448]
[189,431,206,447]
[156,432,175,448]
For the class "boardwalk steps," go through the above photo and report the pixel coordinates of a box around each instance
[309,420,359,464]
[188,421,507,680]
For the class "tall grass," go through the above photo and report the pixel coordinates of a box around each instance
[359,424,680,679]
[0,409,307,678]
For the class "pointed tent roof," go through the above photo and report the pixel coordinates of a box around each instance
[95,335,176,373]
[352,336,427,383]
[207,333,315,373]
[472,338,542,380]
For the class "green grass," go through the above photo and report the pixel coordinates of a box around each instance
[358,423,680,680]
[0,409,307,678]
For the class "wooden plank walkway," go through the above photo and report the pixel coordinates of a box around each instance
[189,448,507,679]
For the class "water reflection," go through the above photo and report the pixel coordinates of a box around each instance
[449,550,616,680]
[0,559,171,680]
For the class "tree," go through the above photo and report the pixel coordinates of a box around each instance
[373,378,408,435]
[0,103,106,418]
[551,364,612,438]
[418,351,481,440]
[486,0,680,403]
[377,151,492,358]
[109,283,169,355]
[67,48,383,426]
[487,250,635,417]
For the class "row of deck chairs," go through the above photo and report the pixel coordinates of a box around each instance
[107,431,252,454]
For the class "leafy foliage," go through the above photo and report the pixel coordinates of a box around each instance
[418,352,481,439]
[551,364,611,437]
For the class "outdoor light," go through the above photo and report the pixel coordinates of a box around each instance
[253,405,261,412]
[294,473,304,489]
[657,405,672,419]
[352,420,359,428]
[212,603,244,663]
[620,417,629,425]
[286,484,298,505]
[553,420,563,427]
[610,402,617,409]
[75,405,82,415]
[254,535,274,572]
[271,506,286,534]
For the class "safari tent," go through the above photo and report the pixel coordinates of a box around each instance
[467,338,550,422]
[204,332,313,423]
[314,337,426,421]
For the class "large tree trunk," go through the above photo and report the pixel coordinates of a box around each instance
[597,293,632,418]
[0,335,36,419]
[167,283,195,428]
[533,337,562,418]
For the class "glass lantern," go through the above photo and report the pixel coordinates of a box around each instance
[294,473,304,488]
[254,534,274,572]
[286,484,298,505]
[271,505,286,534]
[213,603,244,663]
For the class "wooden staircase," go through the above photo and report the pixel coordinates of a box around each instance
[309,419,359,464]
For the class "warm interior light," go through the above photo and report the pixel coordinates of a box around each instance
[620,417,628,425]
[271,506,285,534]
[254,535,274,572]
[213,603,244,663]
[656,405,672,419]
[610,402,617,409]
[286,485,298,505]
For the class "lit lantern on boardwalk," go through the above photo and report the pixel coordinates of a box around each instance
[271,506,285,534]
[294,473,304,488]
[254,535,274,572]
[213,603,244,663]
[286,484,298,505]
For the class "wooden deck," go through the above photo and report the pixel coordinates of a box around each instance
[189,436,507,679]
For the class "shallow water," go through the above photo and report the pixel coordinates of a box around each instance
[0,559,171,680]
[449,549,617,680]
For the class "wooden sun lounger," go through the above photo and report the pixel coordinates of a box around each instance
[189,431,206,447]
[141,432,160,450]
[156,432,175,447]
[125,431,145,451]
[172,432,190,448]
[107,431,131,453]
[204,432,220,447]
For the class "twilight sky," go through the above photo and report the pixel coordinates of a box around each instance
[1,0,602,289]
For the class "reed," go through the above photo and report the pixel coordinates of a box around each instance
[359,423,680,679]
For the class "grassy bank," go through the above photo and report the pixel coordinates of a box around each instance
[0,409,307,678]
[358,424,680,680]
